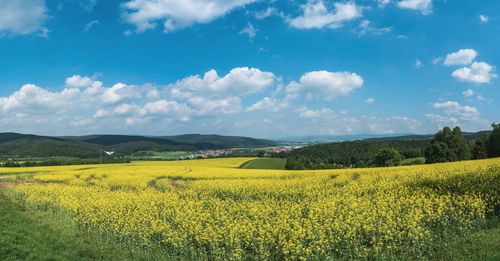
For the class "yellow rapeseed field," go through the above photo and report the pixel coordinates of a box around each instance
[2,158,500,259]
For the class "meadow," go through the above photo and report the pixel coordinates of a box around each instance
[1,158,499,260]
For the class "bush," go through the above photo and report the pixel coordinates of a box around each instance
[374,148,402,167]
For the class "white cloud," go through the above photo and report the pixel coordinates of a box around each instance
[432,101,480,120]
[143,100,192,121]
[187,96,241,115]
[377,0,391,7]
[425,113,459,126]
[462,89,474,97]
[84,20,100,32]
[122,0,257,33]
[0,0,48,35]
[357,19,392,36]
[246,97,288,112]
[289,1,362,30]
[427,101,489,130]
[443,49,478,66]
[240,23,257,41]
[254,7,281,20]
[367,116,422,133]
[479,15,489,23]
[295,106,334,119]
[294,106,421,134]
[100,83,141,104]
[452,62,497,84]
[65,75,94,88]
[287,70,363,101]
[414,59,423,69]
[397,0,432,15]
[0,84,74,113]
[365,98,375,104]
[432,57,443,65]
[170,67,276,98]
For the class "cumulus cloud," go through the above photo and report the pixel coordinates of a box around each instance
[443,49,478,66]
[65,75,94,88]
[479,15,489,23]
[295,106,334,119]
[0,0,48,35]
[452,62,497,84]
[287,70,363,101]
[293,106,421,134]
[433,101,480,119]
[397,0,432,15]
[170,67,276,98]
[246,97,288,112]
[121,0,257,33]
[427,101,489,130]
[0,75,190,133]
[288,0,362,30]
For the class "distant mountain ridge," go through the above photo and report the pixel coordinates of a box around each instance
[0,133,276,158]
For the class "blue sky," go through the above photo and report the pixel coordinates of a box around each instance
[0,0,498,138]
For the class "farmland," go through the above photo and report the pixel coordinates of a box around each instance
[1,158,499,260]
[239,158,287,169]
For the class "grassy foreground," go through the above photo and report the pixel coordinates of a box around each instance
[0,189,167,261]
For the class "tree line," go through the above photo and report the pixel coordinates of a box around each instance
[425,123,500,163]
[281,124,500,170]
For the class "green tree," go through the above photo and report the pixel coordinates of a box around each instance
[374,148,402,167]
[424,126,471,163]
[487,123,500,158]
[472,136,488,160]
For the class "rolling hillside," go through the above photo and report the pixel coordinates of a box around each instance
[0,133,276,158]
[163,134,276,148]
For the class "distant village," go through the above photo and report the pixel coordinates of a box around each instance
[181,146,298,159]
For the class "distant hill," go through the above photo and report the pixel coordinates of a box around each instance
[0,133,276,159]
[163,134,275,148]
[0,133,100,158]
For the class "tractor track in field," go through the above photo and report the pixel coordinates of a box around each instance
[0,175,14,188]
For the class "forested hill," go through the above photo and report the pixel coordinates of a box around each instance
[0,133,276,158]
[282,130,491,170]
[284,139,430,170]
[162,134,275,148]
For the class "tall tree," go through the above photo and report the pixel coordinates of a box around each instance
[425,126,471,163]
[487,123,500,158]
[472,136,488,159]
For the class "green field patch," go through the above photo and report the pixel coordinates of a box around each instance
[240,158,286,170]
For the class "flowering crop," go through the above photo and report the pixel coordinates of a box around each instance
[4,158,500,259]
